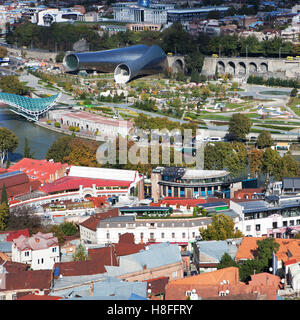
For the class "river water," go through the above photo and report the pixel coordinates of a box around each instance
[0,107,64,162]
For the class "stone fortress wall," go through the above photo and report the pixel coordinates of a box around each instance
[201,56,300,79]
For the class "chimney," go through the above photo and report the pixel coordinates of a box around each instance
[90,281,94,296]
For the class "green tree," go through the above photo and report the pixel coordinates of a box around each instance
[199,213,243,240]
[256,237,279,271]
[0,202,9,231]
[0,75,30,95]
[73,243,88,261]
[257,131,274,149]
[23,137,35,159]
[46,136,72,163]
[0,127,19,167]
[217,252,239,270]
[60,222,78,236]
[262,147,281,179]
[47,225,65,247]
[228,113,252,141]
[248,148,264,178]
[1,183,8,205]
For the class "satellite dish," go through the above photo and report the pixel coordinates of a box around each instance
[225,289,230,294]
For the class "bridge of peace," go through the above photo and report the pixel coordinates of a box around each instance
[201,56,300,79]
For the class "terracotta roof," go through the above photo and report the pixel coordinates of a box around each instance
[1,270,52,291]
[40,176,131,194]
[0,258,28,273]
[0,171,40,198]
[79,208,119,231]
[167,267,240,286]
[165,268,279,300]
[55,247,118,276]
[235,237,300,263]
[235,237,263,261]
[0,229,29,242]
[145,277,169,296]
[8,158,68,183]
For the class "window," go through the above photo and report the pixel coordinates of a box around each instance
[192,232,195,238]
[297,220,300,225]
[283,221,288,227]
[140,232,144,239]
[37,259,40,264]
[255,224,260,231]
[41,258,44,264]
[182,232,186,239]
[106,232,110,239]
[52,247,56,253]
[24,251,30,257]
[172,232,175,239]
[172,271,178,279]
[273,222,277,229]
[290,220,295,226]
[161,232,165,239]
[246,225,251,232]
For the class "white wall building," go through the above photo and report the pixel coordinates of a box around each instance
[83,215,210,250]
[12,232,60,270]
[231,196,300,238]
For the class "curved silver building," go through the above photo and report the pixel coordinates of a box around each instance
[63,44,167,84]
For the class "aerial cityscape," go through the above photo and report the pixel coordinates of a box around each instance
[0,0,299,304]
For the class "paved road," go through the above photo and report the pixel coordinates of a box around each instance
[19,72,76,105]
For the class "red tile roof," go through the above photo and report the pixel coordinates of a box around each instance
[40,176,131,194]
[9,158,68,184]
[235,237,300,264]
[0,171,40,198]
[0,229,29,242]
[55,247,118,276]
[165,267,280,300]
[79,208,119,231]
[0,258,28,273]
[145,277,169,296]
[0,270,52,291]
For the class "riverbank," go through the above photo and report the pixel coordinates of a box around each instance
[36,120,106,142]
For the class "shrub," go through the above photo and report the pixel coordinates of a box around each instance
[54,122,61,128]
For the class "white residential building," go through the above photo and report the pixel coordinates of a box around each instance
[12,232,60,270]
[231,196,300,238]
[89,215,210,250]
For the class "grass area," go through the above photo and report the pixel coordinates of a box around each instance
[288,97,300,116]
[255,124,297,131]
[250,128,282,134]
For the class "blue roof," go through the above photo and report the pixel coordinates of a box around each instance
[196,239,241,262]
[58,276,147,300]
[0,242,12,253]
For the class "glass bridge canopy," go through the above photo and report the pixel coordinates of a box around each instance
[0,92,61,121]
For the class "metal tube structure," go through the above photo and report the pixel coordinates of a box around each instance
[63,44,167,84]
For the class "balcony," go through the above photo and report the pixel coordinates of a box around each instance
[148,238,156,243]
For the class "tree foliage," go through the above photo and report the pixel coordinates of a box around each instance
[60,222,78,236]
[199,213,243,241]
[73,243,88,261]
[0,202,9,231]
[257,131,274,149]
[204,141,248,176]
[0,75,30,95]
[7,206,42,234]
[228,113,252,141]
[0,127,18,167]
